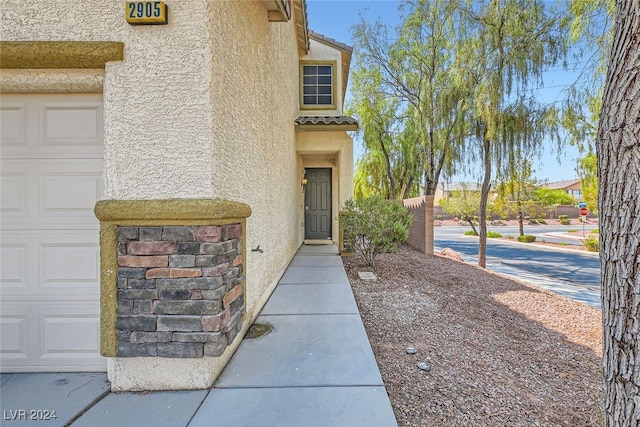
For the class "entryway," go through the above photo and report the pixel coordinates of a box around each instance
[304,168,332,240]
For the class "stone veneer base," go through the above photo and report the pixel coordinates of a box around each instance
[95,199,251,391]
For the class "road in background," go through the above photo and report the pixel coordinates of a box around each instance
[434,226,601,308]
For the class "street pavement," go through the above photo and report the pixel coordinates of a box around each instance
[435,226,601,308]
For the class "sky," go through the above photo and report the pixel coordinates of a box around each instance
[306,0,586,184]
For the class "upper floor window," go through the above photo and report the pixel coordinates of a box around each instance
[301,61,336,109]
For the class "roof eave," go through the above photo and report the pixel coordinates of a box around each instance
[292,0,310,54]
[295,123,358,132]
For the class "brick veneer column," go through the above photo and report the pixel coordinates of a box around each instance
[115,225,244,358]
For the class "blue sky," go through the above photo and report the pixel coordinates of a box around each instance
[306,0,584,184]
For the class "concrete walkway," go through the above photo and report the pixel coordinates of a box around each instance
[0,245,397,427]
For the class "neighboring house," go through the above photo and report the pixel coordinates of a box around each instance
[543,179,583,200]
[433,182,483,206]
[0,0,356,391]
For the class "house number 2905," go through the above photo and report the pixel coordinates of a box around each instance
[128,2,161,19]
[125,1,167,25]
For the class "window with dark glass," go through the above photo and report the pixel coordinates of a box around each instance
[302,64,333,106]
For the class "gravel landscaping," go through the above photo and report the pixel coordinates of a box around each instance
[343,244,603,426]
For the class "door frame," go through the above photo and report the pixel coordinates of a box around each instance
[303,167,332,240]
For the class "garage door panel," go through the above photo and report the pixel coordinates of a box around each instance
[0,314,29,360]
[0,173,27,216]
[1,231,99,295]
[1,95,103,159]
[1,303,105,372]
[0,102,27,146]
[41,313,101,356]
[0,244,28,288]
[1,159,103,227]
[41,243,100,287]
[41,101,103,145]
[41,171,102,215]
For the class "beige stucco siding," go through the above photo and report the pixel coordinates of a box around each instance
[1,0,215,199]
[2,0,302,316]
[209,1,301,313]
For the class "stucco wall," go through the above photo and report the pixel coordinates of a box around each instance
[1,0,215,199]
[3,0,303,319]
[208,1,301,314]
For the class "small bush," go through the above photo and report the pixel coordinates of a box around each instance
[560,219,571,225]
[487,231,502,238]
[517,235,536,243]
[538,218,547,224]
[464,230,479,236]
[568,229,577,233]
[584,237,599,252]
[558,214,569,220]
[436,214,443,220]
[591,228,600,234]
[529,219,538,225]
[339,196,412,267]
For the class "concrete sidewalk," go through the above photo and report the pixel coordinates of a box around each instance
[1,245,397,427]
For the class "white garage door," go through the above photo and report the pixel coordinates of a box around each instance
[1,94,106,372]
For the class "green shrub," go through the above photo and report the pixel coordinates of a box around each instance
[487,231,502,238]
[436,214,443,220]
[558,214,569,220]
[464,230,478,236]
[584,237,599,252]
[529,219,538,225]
[538,218,547,224]
[517,235,536,243]
[560,219,571,225]
[592,228,600,234]
[339,196,412,267]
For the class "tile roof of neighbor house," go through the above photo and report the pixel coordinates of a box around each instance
[544,179,581,189]
[295,116,359,130]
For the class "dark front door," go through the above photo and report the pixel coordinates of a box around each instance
[304,168,332,240]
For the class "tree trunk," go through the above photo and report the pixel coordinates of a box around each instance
[478,134,491,268]
[597,2,640,425]
[465,216,478,235]
[379,138,396,200]
[518,210,524,237]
